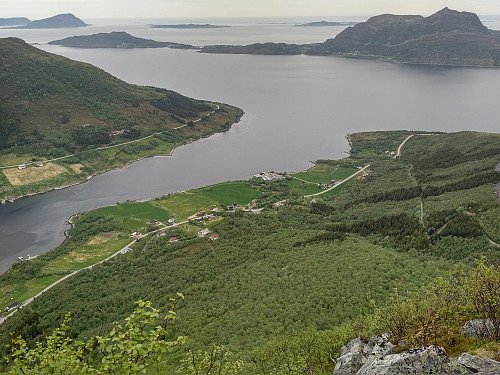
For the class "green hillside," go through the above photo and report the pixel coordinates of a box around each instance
[0,131,498,373]
[0,37,243,200]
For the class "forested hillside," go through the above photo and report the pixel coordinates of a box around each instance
[0,131,499,374]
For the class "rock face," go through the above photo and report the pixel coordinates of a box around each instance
[334,336,395,375]
[461,319,495,340]
[334,337,500,375]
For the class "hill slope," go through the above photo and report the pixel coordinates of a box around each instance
[0,131,498,372]
[19,13,88,29]
[0,37,243,200]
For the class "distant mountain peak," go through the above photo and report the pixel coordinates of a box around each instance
[312,8,500,67]
[20,13,88,29]
[426,7,487,33]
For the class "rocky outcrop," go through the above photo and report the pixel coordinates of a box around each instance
[334,336,395,375]
[454,353,500,374]
[334,337,500,375]
[461,319,495,340]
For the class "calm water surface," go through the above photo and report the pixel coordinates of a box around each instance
[0,19,500,272]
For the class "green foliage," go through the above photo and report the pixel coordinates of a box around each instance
[92,202,171,223]
[7,313,98,375]
[177,345,244,375]
[5,298,186,375]
[253,326,353,375]
[72,125,111,146]
[467,258,500,340]
[151,89,212,119]
[376,261,500,353]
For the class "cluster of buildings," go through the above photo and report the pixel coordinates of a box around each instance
[253,171,284,181]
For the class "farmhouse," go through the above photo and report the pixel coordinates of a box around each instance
[198,228,210,237]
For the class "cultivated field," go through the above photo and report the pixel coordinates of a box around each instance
[2,163,68,186]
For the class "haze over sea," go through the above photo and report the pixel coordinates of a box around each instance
[1,16,500,272]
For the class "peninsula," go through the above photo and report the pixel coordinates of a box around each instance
[0,37,243,201]
[49,31,192,49]
[200,8,500,67]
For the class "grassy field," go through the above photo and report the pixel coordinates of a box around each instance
[0,275,62,311]
[0,154,38,167]
[285,178,323,195]
[196,182,261,206]
[42,234,132,273]
[97,137,175,164]
[92,201,172,223]
[2,163,69,186]
[159,182,261,218]
[291,165,358,184]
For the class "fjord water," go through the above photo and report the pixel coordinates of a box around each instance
[1,18,500,272]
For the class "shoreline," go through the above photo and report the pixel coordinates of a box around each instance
[0,106,243,205]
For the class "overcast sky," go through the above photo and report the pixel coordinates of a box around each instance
[1,0,500,20]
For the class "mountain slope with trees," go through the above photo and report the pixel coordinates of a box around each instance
[0,131,498,373]
[0,37,243,200]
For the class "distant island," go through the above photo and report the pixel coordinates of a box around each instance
[49,31,192,49]
[0,17,30,27]
[151,23,229,29]
[295,21,358,27]
[15,13,88,29]
[200,8,500,67]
